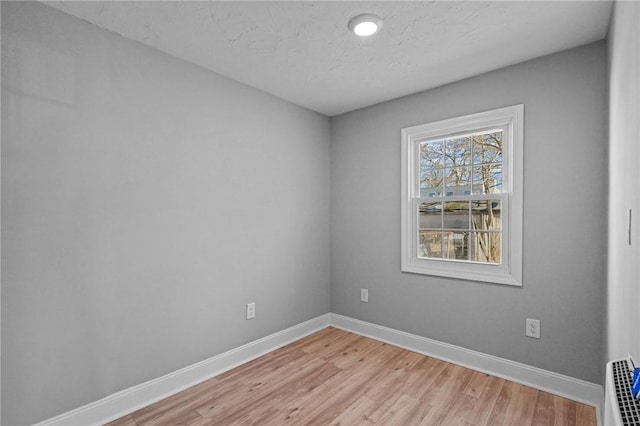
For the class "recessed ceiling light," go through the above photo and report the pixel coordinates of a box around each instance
[348,14,383,37]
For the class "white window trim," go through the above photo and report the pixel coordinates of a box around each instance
[401,105,524,286]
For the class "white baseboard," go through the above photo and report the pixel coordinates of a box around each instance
[34,314,331,426]
[329,313,604,425]
[34,312,603,426]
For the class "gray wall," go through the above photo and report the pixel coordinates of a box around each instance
[606,1,640,363]
[1,2,330,425]
[331,42,607,385]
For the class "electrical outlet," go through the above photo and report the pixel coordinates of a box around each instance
[246,302,256,320]
[360,288,369,303]
[526,318,540,339]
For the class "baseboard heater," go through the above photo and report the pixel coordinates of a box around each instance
[606,358,640,425]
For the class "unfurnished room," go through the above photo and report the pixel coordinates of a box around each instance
[1,1,639,425]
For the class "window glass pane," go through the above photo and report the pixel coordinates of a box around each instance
[419,141,444,196]
[472,166,502,194]
[418,202,442,229]
[470,232,501,264]
[445,136,471,167]
[419,231,442,259]
[443,231,469,261]
[471,200,501,230]
[443,201,469,229]
[472,167,486,194]
[420,140,444,167]
[490,169,503,193]
[420,168,444,197]
[445,166,471,195]
[472,131,503,165]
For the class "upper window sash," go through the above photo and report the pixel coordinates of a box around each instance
[413,125,507,198]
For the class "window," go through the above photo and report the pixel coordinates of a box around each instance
[401,105,523,286]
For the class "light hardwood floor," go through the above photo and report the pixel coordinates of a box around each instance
[107,327,597,425]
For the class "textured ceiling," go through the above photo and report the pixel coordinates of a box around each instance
[44,1,613,116]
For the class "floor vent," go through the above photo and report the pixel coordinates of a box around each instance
[608,359,640,425]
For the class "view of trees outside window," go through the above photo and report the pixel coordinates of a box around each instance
[417,130,503,263]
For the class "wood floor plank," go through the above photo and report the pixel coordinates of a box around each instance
[106,327,596,426]
[501,383,539,426]
[374,393,421,425]
[277,366,377,424]
[532,391,555,425]
[328,336,386,370]
[553,395,578,426]
[462,373,507,425]
[417,362,473,424]
[486,380,516,426]
[299,329,360,359]
[195,355,327,423]
[576,401,598,425]
[399,399,433,425]
[401,357,448,399]
[214,346,309,384]
[438,393,478,425]
[327,396,376,426]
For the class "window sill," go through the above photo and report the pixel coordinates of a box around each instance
[401,260,522,286]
